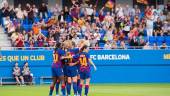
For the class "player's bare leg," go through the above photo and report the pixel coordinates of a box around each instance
[19,76,25,85]
[72,76,78,96]
[15,76,21,85]
[59,76,66,96]
[67,77,72,96]
[49,76,57,96]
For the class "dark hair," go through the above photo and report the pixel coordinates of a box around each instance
[24,61,28,64]
[55,43,61,51]
[80,45,88,53]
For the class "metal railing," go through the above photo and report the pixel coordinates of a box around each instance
[0,46,170,50]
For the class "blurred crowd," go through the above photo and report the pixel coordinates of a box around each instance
[0,0,170,49]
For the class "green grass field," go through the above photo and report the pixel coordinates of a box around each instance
[0,84,170,96]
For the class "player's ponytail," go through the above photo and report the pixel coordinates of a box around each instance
[80,45,88,53]
[55,43,61,51]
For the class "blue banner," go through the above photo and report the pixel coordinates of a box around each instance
[89,50,170,65]
[0,50,53,67]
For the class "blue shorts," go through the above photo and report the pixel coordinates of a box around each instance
[63,65,68,76]
[77,64,81,73]
[66,66,78,77]
[79,70,90,80]
[52,67,64,77]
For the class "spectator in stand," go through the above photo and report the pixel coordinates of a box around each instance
[104,41,112,49]
[1,2,10,24]
[39,2,48,19]
[29,39,35,49]
[1,0,169,50]
[162,21,170,36]
[15,4,24,24]
[152,43,158,50]
[11,31,19,46]
[129,36,138,48]
[94,42,100,50]
[22,62,33,85]
[111,41,118,49]
[15,23,24,33]
[48,37,56,47]
[160,42,167,49]
[52,4,61,18]
[146,18,154,37]
[37,34,46,47]
[5,17,16,36]
[58,10,65,23]
[15,33,25,49]
[32,4,38,18]
[143,42,152,49]
[12,62,25,85]
[26,3,34,24]
[32,23,40,36]
[119,40,126,49]
[89,35,97,48]
[154,17,163,32]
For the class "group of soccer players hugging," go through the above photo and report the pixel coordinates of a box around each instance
[49,40,97,96]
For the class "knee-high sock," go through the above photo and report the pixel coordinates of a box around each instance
[85,85,89,96]
[55,82,60,95]
[67,83,71,95]
[73,82,77,95]
[61,84,66,96]
[78,84,82,95]
[49,85,54,96]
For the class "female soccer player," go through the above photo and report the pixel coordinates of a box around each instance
[49,43,67,96]
[64,41,80,96]
[76,45,97,96]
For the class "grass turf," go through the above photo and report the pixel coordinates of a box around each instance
[0,84,170,96]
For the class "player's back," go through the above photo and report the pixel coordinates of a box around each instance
[52,49,65,68]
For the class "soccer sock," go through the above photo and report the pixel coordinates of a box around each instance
[61,84,66,96]
[49,85,54,96]
[85,85,89,96]
[55,81,60,95]
[67,83,71,95]
[73,82,78,95]
[78,84,82,96]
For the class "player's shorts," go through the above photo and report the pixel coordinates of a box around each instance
[13,74,22,78]
[63,65,68,76]
[79,70,90,80]
[66,65,78,77]
[52,67,64,77]
[77,64,81,74]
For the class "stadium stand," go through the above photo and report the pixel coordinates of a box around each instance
[0,0,170,87]
[0,0,169,50]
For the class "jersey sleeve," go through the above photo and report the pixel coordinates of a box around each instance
[73,54,79,59]
[86,53,90,59]
[58,49,65,56]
